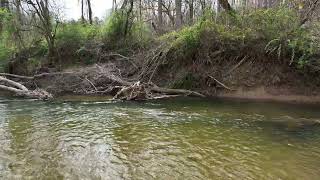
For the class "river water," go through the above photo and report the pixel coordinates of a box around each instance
[0,97,320,179]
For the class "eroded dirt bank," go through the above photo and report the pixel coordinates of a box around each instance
[5,57,318,104]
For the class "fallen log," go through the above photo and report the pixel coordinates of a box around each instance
[0,72,74,80]
[108,77,205,100]
[151,86,205,97]
[0,76,53,100]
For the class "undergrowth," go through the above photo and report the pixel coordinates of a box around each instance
[101,11,152,51]
[160,7,319,70]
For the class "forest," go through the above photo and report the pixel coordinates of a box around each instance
[0,0,320,101]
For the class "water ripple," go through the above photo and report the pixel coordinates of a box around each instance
[0,98,320,179]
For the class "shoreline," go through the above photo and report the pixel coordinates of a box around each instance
[217,86,320,104]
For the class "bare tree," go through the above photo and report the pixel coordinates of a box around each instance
[0,0,9,9]
[158,0,163,27]
[218,0,233,12]
[186,0,194,24]
[81,0,85,22]
[86,0,92,24]
[175,0,182,28]
[25,0,59,61]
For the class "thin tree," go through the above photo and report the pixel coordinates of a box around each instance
[175,0,182,28]
[26,0,59,61]
[81,0,85,23]
[86,0,92,24]
[158,0,163,28]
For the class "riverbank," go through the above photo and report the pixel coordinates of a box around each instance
[2,59,320,104]
[2,8,320,102]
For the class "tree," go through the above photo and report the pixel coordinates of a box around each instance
[81,0,85,22]
[79,0,92,24]
[186,0,194,24]
[218,0,233,12]
[175,0,182,28]
[86,0,92,24]
[0,0,9,9]
[158,0,163,27]
[26,0,59,61]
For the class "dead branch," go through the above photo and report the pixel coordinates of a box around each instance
[0,72,74,80]
[106,53,138,69]
[151,86,205,97]
[208,76,234,91]
[225,56,248,76]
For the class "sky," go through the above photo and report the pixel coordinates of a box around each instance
[62,0,113,20]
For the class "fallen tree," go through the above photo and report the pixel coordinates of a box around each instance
[0,76,53,100]
[0,64,205,101]
[95,65,205,100]
[112,81,205,100]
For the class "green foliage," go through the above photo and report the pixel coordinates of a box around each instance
[130,21,152,46]
[101,10,127,41]
[101,11,151,49]
[56,23,99,48]
[161,20,209,60]
[0,9,15,70]
[161,7,319,69]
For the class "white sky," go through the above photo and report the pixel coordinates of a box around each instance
[62,0,113,20]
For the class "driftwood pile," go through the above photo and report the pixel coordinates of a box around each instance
[0,64,205,101]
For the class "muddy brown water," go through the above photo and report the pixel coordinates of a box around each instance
[0,97,320,179]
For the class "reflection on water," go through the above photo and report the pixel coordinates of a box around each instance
[0,97,320,179]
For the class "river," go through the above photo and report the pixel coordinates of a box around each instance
[0,97,320,179]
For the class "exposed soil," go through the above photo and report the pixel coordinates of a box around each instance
[9,56,317,104]
[2,39,320,103]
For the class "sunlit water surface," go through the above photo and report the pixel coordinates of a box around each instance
[0,97,320,179]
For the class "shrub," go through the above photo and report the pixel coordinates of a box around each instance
[100,11,152,49]
[101,10,127,41]
[56,22,99,49]
[160,6,319,69]
[0,9,15,71]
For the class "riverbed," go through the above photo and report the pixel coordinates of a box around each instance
[0,97,320,179]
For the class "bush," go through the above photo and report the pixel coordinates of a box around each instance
[160,7,319,69]
[56,22,99,48]
[101,11,127,41]
[100,11,152,49]
[0,9,15,71]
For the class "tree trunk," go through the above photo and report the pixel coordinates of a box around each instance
[158,0,163,27]
[0,0,8,9]
[175,0,182,28]
[87,0,93,24]
[81,0,85,23]
[124,0,134,36]
[189,0,194,25]
[112,0,117,11]
[218,0,234,12]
